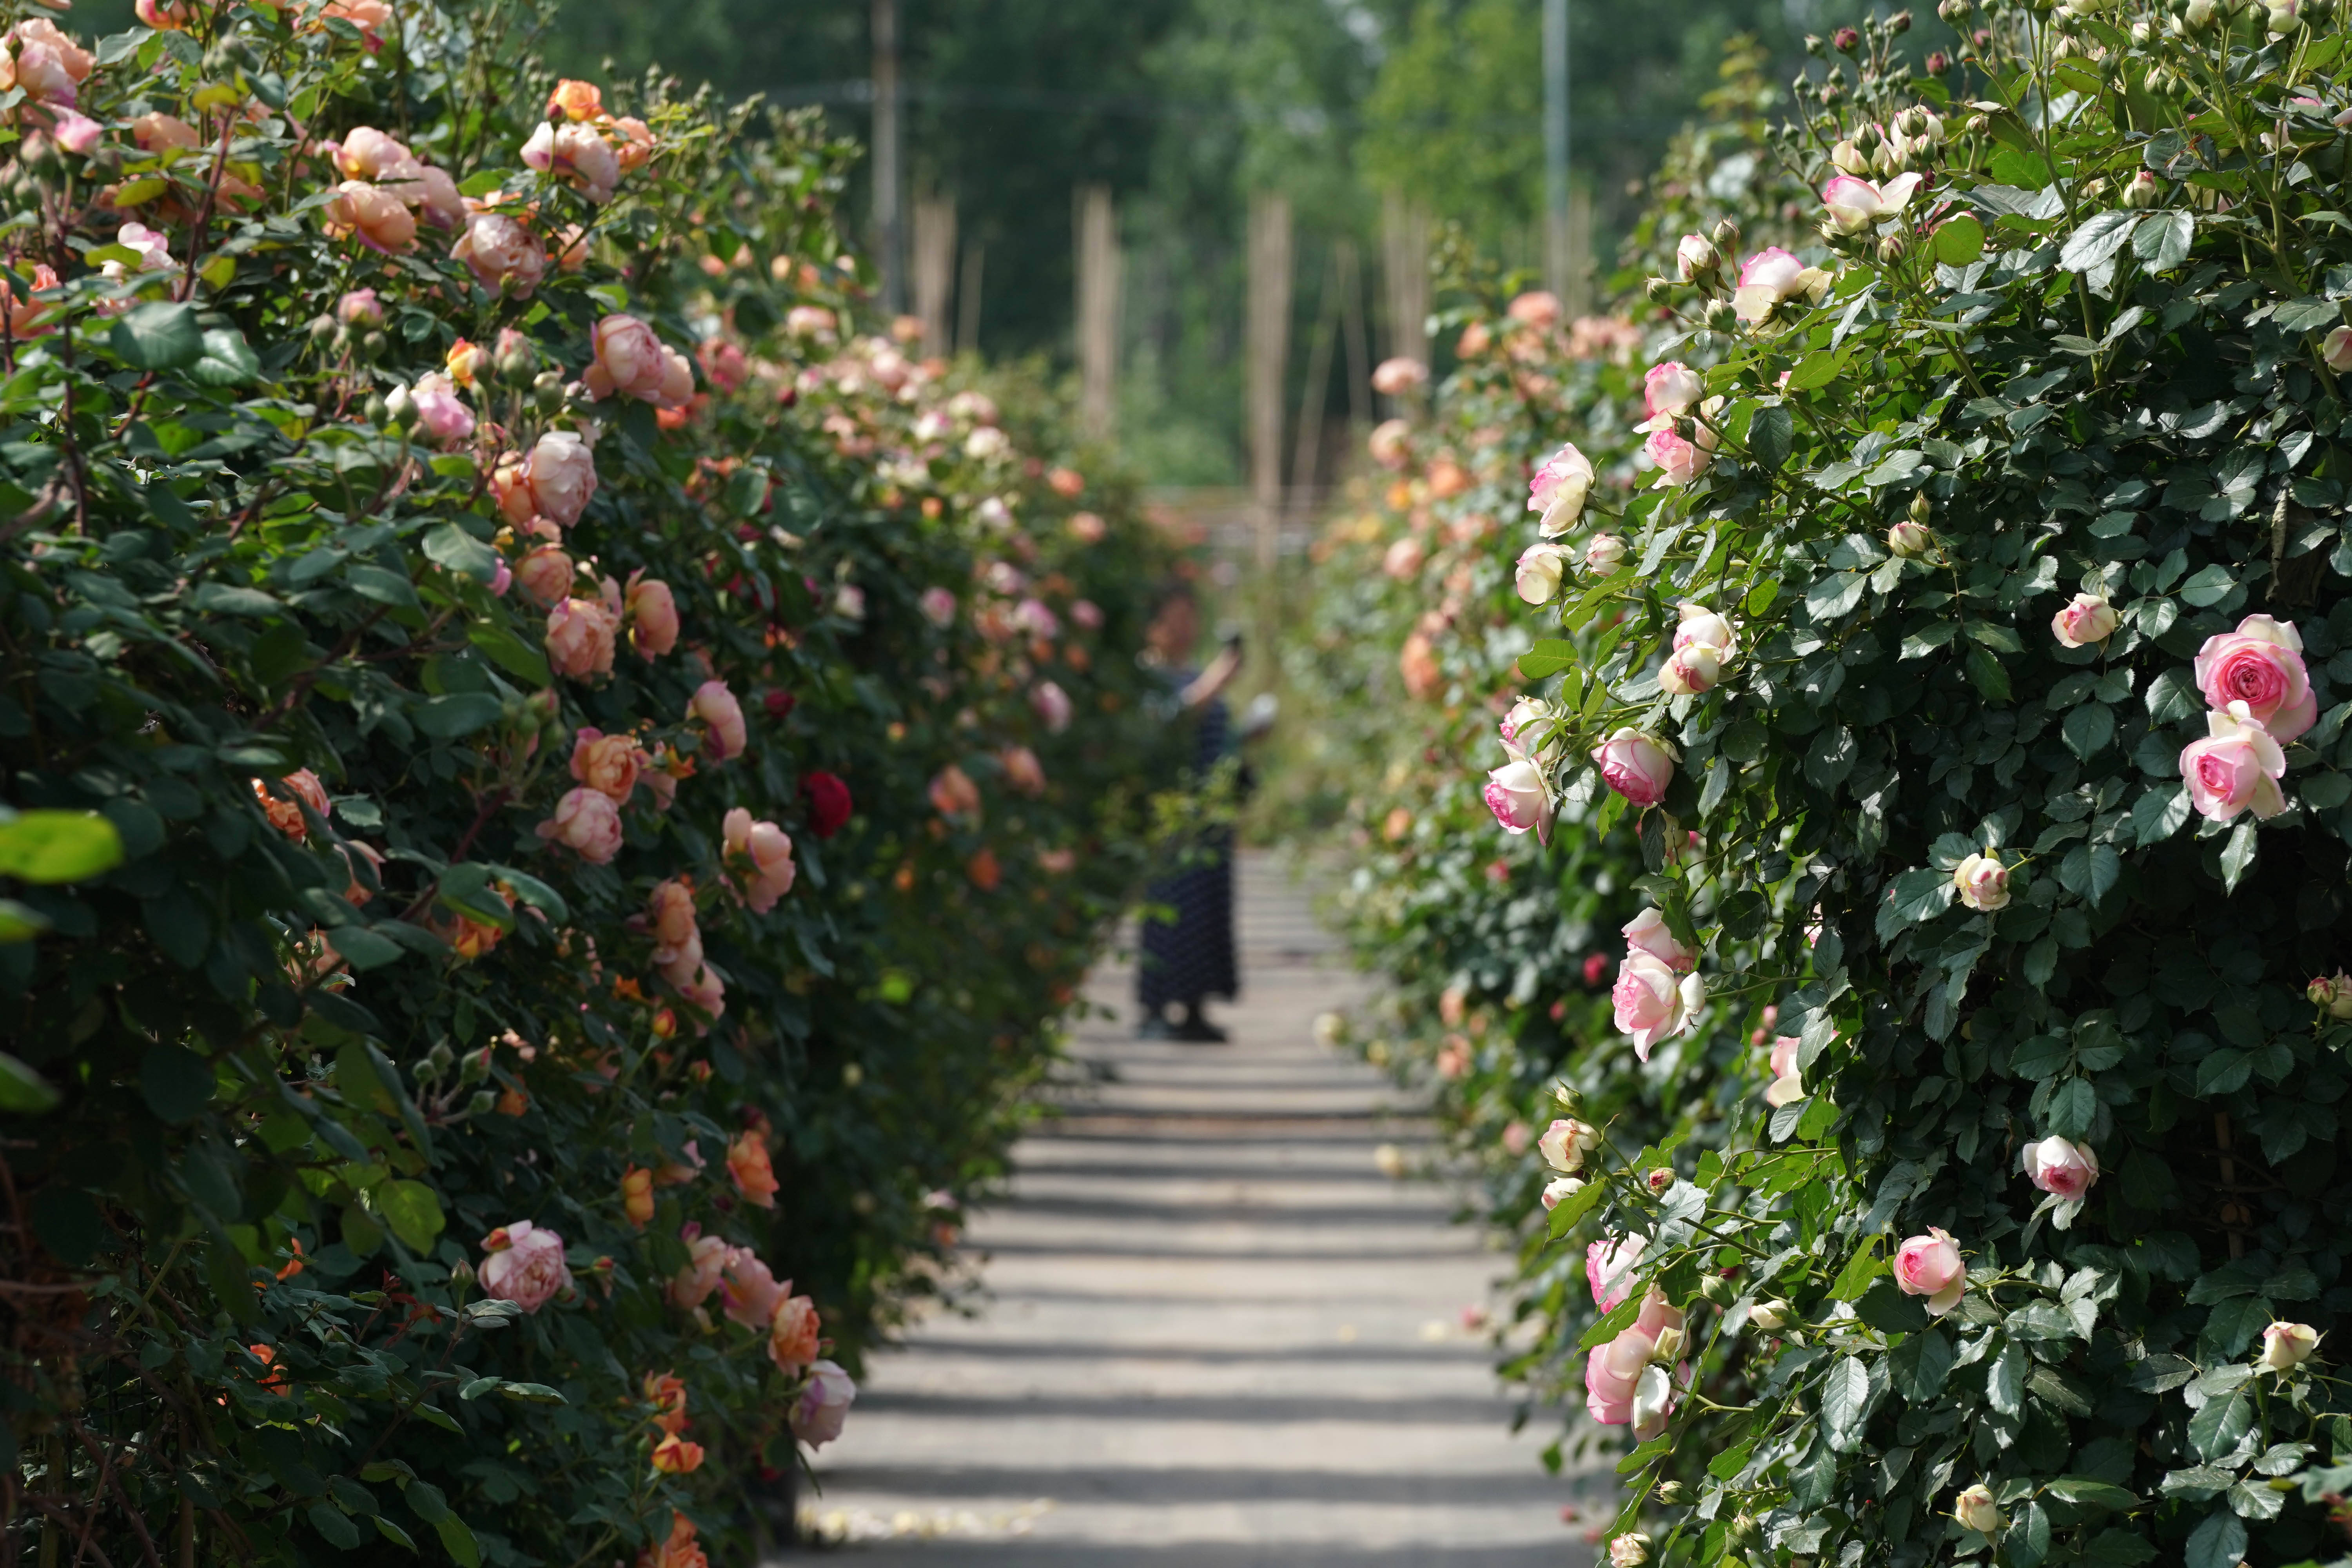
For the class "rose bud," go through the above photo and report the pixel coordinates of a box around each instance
[1951,852,2009,911]
[2261,1321,2323,1371]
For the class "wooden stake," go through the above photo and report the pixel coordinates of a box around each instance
[1247,191,1293,575]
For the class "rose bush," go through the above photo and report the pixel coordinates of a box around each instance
[0,3,1178,1564]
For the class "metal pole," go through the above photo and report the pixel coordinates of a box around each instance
[871,0,904,315]
[1542,0,1570,300]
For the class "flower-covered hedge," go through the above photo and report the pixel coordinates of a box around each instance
[0,4,1176,1564]
[1318,9,2352,1566]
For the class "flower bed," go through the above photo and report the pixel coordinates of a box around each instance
[0,5,1176,1564]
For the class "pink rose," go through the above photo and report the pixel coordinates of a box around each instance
[667,1232,728,1308]
[336,287,384,327]
[1644,426,1713,486]
[919,587,957,626]
[1583,1290,1684,1434]
[2051,592,2118,648]
[723,807,797,913]
[479,1220,572,1312]
[494,430,599,530]
[2194,614,2316,741]
[336,126,418,182]
[1893,1227,1966,1315]
[689,679,748,760]
[1622,907,1695,972]
[535,786,622,864]
[1483,758,1552,838]
[323,180,416,254]
[1588,1234,1647,1312]
[1071,599,1104,630]
[2327,327,2352,374]
[407,373,475,445]
[545,596,618,679]
[452,210,548,297]
[768,1292,822,1375]
[1000,745,1047,797]
[1370,356,1427,396]
[1368,418,1412,469]
[1592,728,1677,806]
[1764,1036,1805,1106]
[570,728,640,802]
[626,573,679,657]
[674,964,726,1028]
[2181,704,2288,822]
[718,1247,786,1329]
[1820,171,1919,233]
[1732,246,1831,325]
[1642,362,1704,428]
[583,313,669,402]
[1031,681,1073,733]
[1527,442,1595,536]
[1515,541,1570,604]
[2022,1136,2098,1201]
[516,544,574,606]
[790,1360,858,1447]
[1952,853,2010,912]
[490,558,512,596]
[1538,1118,1599,1173]
[1613,951,1702,1061]
[521,120,620,202]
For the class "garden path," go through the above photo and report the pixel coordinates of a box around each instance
[791,852,1600,1565]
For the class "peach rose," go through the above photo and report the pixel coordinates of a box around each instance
[717,1246,784,1326]
[767,1292,821,1375]
[130,112,200,153]
[536,786,623,864]
[583,314,669,402]
[673,964,725,1028]
[0,262,58,342]
[546,79,606,122]
[516,544,574,606]
[570,728,639,802]
[335,126,419,183]
[647,879,701,985]
[726,1131,779,1210]
[929,764,983,819]
[642,1370,688,1434]
[479,1220,572,1312]
[688,679,747,760]
[323,180,416,254]
[1000,745,1046,797]
[620,1167,654,1227]
[546,596,619,680]
[649,1434,703,1475]
[625,573,679,657]
[254,769,329,841]
[722,808,797,913]
[453,211,547,297]
[520,120,619,202]
[667,1232,728,1309]
[499,430,599,530]
[2194,614,2316,741]
[1894,1227,1966,1315]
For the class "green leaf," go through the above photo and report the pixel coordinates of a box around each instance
[2220,820,2258,892]
[2188,1391,2253,1461]
[2062,702,2115,760]
[306,1504,362,1550]
[2179,564,2239,607]
[414,694,504,740]
[496,1381,565,1403]
[1546,1176,1607,1236]
[434,1513,482,1568]
[1933,212,1986,266]
[1519,638,1576,679]
[376,1180,445,1254]
[1889,1327,1953,1401]
[372,1518,418,1552]
[189,326,261,387]
[423,523,498,584]
[2184,1508,2246,1568]
[0,812,125,884]
[1820,1356,1871,1451]
[486,866,569,924]
[2132,784,2189,844]
[1988,1340,2028,1415]
[1965,645,2011,703]
[2146,668,2201,723]
[328,926,406,970]
[0,1052,60,1114]
[1748,405,1793,470]
[140,1044,213,1123]
[110,302,204,370]
[2133,210,2194,272]
[2060,211,2140,272]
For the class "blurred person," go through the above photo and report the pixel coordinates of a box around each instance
[1136,581,1243,1042]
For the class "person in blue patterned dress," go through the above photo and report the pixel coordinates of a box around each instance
[1136,581,1243,1042]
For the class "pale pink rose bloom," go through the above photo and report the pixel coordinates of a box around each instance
[718,1247,787,1328]
[1071,599,1104,630]
[1659,644,1720,697]
[1014,598,1060,639]
[723,807,798,913]
[1893,1227,1967,1315]
[2181,704,2288,822]
[516,544,574,606]
[336,287,385,327]
[570,728,640,802]
[1644,426,1712,486]
[521,120,620,201]
[1368,418,1412,469]
[626,573,679,657]
[1613,950,1701,1060]
[1483,758,1551,838]
[791,1361,858,1447]
[111,222,174,276]
[480,1220,572,1312]
[2022,1136,2098,1200]
[2325,327,2352,373]
[1370,356,1428,395]
[490,559,512,596]
[1764,1036,1806,1106]
[1623,908,1695,972]
[1584,1291,1683,1432]
[2194,615,2316,741]
[690,679,749,760]
[407,372,475,445]
[1383,536,1426,581]
[1584,534,1628,573]
[1515,542,1570,604]
[545,596,618,679]
[1820,171,1920,233]
[786,305,837,341]
[8,31,85,107]
[1538,1118,1599,1174]
[1588,1235,1647,1311]
[1673,603,1735,657]
[453,211,548,296]
[130,112,200,152]
[1067,511,1109,544]
[1527,443,1595,537]
[47,108,100,155]
[700,338,748,393]
[1675,233,1716,280]
[675,964,726,1028]
[667,1232,729,1308]
[1498,697,1551,758]
[336,126,420,183]
[918,587,957,626]
[1642,362,1705,428]
[323,180,416,254]
[2261,1322,2323,1371]
[517,431,599,529]
[1952,852,2009,911]
[1501,1120,1533,1156]
[412,165,466,230]
[583,314,670,402]
[1591,728,1677,806]
[535,786,622,864]
[2051,592,2118,648]
[1541,1176,1585,1209]
[1731,246,1831,325]
[1031,681,1073,733]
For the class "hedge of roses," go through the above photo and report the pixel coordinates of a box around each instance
[1317,8,2352,1567]
[0,4,1177,1565]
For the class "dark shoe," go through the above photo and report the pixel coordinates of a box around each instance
[1172,1011,1229,1044]
[1136,1012,1174,1041]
